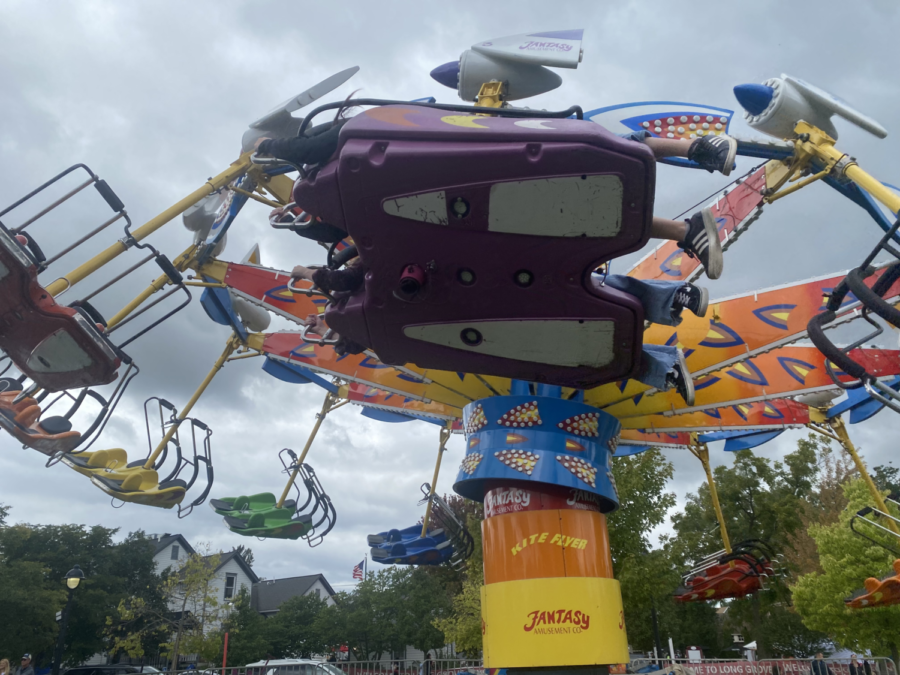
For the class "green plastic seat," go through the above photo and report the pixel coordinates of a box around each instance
[223,511,314,540]
[209,492,297,516]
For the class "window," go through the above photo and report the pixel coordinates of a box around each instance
[315,588,321,599]
[224,573,237,599]
[170,545,179,560]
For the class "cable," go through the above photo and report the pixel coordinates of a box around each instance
[671,161,767,221]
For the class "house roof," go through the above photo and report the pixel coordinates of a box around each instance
[151,533,195,557]
[251,574,335,614]
[206,549,260,584]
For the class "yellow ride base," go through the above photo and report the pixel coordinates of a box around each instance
[481,576,628,668]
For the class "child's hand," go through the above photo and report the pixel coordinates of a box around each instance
[291,265,314,281]
[304,313,327,335]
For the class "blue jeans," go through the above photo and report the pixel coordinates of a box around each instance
[605,274,683,389]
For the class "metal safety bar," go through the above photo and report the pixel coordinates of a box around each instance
[850,493,900,556]
[808,217,900,413]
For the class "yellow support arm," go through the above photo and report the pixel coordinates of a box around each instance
[689,434,731,554]
[812,415,900,536]
[421,424,453,538]
[783,121,900,215]
[105,244,197,328]
[46,154,252,297]
[142,334,240,469]
[276,391,346,508]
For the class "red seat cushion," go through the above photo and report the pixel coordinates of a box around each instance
[0,226,120,391]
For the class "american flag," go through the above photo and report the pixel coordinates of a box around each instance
[352,558,365,580]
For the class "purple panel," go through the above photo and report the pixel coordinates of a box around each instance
[312,106,655,388]
[528,29,584,40]
[292,161,347,230]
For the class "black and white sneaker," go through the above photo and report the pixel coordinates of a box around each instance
[688,134,738,176]
[673,283,709,318]
[680,208,723,280]
[665,349,695,406]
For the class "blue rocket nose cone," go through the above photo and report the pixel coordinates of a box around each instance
[734,83,775,116]
[430,61,460,90]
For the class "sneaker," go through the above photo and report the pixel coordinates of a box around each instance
[680,208,723,280]
[673,283,709,318]
[688,134,738,176]
[665,349,695,406]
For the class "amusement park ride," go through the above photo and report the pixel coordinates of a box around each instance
[3,27,900,671]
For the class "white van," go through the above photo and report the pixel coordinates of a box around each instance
[245,660,344,675]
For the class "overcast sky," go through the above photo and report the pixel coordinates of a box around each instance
[1,1,899,587]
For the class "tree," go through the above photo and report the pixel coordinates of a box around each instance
[406,567,452,654]
[233,545,255,567]
[872,464,900,494]
[786,436,854,577]
[606,449,680,654]
[665,442,825,657]
[792,478,900,665]
[433,507,484,656]
[0,518,163,667]
[0,560,66,662]
[608,449,676,566]
[108,547,225,669]
[268,593,327,657]
[215,587,270,666]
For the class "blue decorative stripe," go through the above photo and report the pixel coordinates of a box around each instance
[453,395,619,510]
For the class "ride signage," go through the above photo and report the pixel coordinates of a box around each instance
[484,485,602,518]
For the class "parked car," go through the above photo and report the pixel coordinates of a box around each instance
[64,667,161,675]
[245,660,337,675]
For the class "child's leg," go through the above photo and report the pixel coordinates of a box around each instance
[605,275,708,325]
[649,211,723,280]
[643,137,692,159]
[650,218,688,242]
[638,345,695,405]
[642,134,738,176]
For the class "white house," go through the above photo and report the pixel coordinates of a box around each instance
[149,533,259,624]
[151,533,193,574]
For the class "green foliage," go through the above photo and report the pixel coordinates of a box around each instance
[268,593,328,657]
[792,478,900,663]
[233,545,255,567]
[872,464,900,494]
[315,566,451,660]
[670,446,818,563]
[108,546,224,669]
[606,450,680,653]
[0,515,163,667]
[433,508,484,656]
[608,449,676,566]
[663,441,829,657]
[0,560,66,662]
[216,588,270,666]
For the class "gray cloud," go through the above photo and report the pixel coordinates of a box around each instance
[1,0,899,584]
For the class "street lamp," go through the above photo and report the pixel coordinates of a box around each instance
[52,565,86,675]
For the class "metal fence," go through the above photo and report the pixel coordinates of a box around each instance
[756,659,896,675]
[154,659,483,675]
[119,658,895,675]
[632,658,897,675]
[325,659,483,675]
